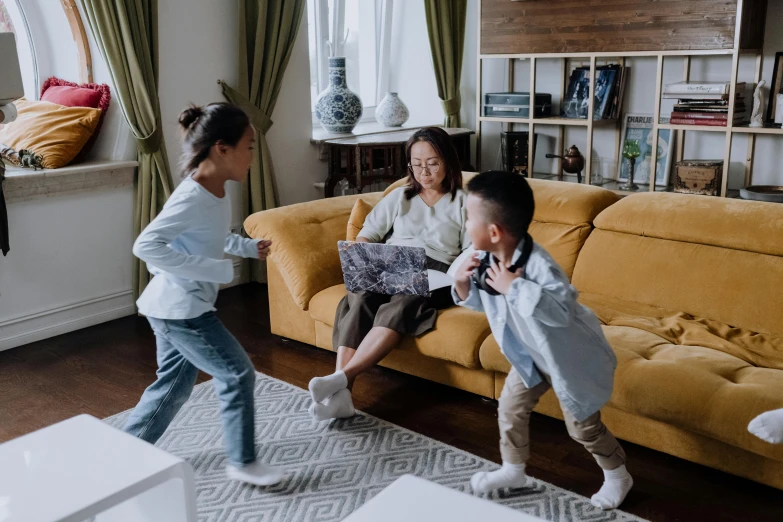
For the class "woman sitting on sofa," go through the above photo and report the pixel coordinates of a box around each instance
[308,127,470,421]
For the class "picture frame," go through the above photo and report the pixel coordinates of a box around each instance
[501,131,537,176]
[616,114,674,187]
[765,52,783,125]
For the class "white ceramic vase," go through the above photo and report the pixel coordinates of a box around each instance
[376,92,409,127]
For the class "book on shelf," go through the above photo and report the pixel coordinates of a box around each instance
[663,93,740,100]
[670,111,733,120]
[663,81,744,95]
[674,99,730,107]
[673,106,745,113]
[669,117,747,127]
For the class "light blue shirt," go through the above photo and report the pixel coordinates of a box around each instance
[134,177,260,320]
[452,241,617,422]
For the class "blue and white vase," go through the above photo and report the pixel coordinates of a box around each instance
[315,57,363,133]
[376,92,409,127]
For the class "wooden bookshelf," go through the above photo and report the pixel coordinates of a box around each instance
[475,0,773,198]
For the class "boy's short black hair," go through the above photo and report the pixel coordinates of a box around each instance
[467,171,535,241]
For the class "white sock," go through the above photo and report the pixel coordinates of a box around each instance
[590,465,633,510]
[309,388,356,421]
[470,462,527,494]
[308,370,348,403]
[226,460,285,487]
[748,408,783,444]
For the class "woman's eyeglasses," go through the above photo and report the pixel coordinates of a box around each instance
[408,163,441,175]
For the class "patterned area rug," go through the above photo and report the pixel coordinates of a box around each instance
[105,374,646,522]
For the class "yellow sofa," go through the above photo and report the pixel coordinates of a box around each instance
[244,176,783,490]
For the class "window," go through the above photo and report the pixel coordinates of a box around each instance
[0,0,38,99]
[307,0,393,122]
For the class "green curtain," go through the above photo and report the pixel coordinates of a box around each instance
[424,0,468,127]
[82,0,173,299]
[220,0,306,224]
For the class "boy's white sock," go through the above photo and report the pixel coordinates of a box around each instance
[748,408,783,444]
[470,462,527,494]
[309,388,356,421]
[590,465,633,510]
[308,371,348,403]
[226,460,285,487]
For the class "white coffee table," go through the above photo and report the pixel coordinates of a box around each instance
[0,414,196,522]
[343,474,546,521]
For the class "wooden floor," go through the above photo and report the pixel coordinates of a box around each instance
[1,284,781,521]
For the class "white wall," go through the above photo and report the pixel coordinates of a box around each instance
[0,185,135,351]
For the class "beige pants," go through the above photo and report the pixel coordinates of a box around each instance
[499,367,626,470]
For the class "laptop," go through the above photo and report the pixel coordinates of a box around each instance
[337,241,453,297]
[0,33,25,105]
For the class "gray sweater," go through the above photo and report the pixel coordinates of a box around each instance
[358,187,470,264]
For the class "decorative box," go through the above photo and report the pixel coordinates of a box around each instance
[483,92,552,119]
[674,160,724,196]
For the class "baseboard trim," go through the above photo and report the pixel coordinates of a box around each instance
[0,290,136,352]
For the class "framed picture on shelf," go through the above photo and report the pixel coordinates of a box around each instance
[765,52,783,125]
[501,131,537,176]
[616,114,674,187]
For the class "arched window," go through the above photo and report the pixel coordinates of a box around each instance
[0,0,38,99]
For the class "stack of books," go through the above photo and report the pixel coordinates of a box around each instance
[561,64,629,120]
[664,82,748,127]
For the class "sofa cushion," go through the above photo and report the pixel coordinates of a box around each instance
[346,198,374,241]
[606,324,783,462]
[309,284,491,369]
[0,99,101,169]
[484,293,783,461]
[575,193,783,338]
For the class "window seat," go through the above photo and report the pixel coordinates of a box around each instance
[3,160,137,203]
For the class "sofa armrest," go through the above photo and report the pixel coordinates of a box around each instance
[243,193,383,310]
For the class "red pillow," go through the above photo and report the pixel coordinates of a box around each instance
[40,77,111,161]
[41,85,103,108]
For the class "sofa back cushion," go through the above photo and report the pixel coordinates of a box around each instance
[346,198,374,241]
[573,192,783,338]
[384,174,620,278]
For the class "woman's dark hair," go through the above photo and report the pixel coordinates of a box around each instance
[404,127,463,200]
[178,102,251,176]
[467,170,535,241]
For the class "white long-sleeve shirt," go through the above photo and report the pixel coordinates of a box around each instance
[134,176,260,319]
[358,187,469,264]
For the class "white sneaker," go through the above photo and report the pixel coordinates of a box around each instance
[226,460,285,487]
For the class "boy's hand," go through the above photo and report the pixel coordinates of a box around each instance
[485,258,523,295]
[257,239,272,261]
[454,252,481,301]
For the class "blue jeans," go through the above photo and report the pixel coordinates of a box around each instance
[124,312,256,467]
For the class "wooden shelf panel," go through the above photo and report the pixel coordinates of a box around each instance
[478,116,530,124]
[479,116,620,127]
[731,126,783,135]
[479,49,736,60]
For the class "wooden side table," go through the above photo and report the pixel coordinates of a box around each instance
[323,127,474,198]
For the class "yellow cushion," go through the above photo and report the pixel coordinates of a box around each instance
[346,198,374,241]
[605,324,783,462]
[243,193,383,310]
[479,335,511,373]
[482,296,783,462]
[309,284,492,369]
[0,99,101,169]
[576,192,783,337]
